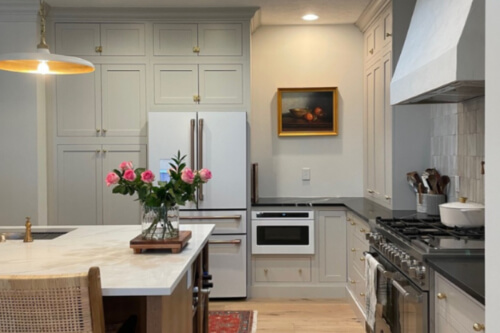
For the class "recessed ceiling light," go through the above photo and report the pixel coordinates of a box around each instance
[302,14,319,21]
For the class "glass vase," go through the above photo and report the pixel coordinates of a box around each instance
[141,204,179,240]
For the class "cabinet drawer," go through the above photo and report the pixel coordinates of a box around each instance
[349,265,366,312]
[435,273,485,332]
[179,210,246,234]
[352,234,369,276]
[255,257,311,282]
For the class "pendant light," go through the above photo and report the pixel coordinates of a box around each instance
[0,0,94,75]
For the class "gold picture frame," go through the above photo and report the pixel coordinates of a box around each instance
[277,87,338,137]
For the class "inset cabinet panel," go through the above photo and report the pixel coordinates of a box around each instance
[318,211,347,282]
[56,67,101,137]
[101,64,147,136]
[255,257,311,282]
[154,24,198,56]
[100,24,145,56]
[57,145,101,225]
[199,64,243,104]
[198,24,242,56]
[55,23,100,56]
[55,23,145,56]
[154,64,198,104]
[101,145,146,225]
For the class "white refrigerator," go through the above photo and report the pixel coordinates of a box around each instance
[148,111,247,298]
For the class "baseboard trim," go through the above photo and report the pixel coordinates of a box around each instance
[249,285,346,298]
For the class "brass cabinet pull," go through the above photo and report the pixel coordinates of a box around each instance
[198,119,204,201]
[369,48,374,54]
[351,248,356,252]
[346,217,351,221]
[350,221,356,226]
[102,150,107,153]
[190,119,195,170]
[209,239,241,245]
[264,268,268,274]
[360,292,365,297]
[473,323,485,331]
[95,46,102,53]
[102,129,107,133]
[386,32,392,37]
[193,95,201,103]
[298,269,302,274]
[350,280,356,284]
[436,293,447,300]
[385,195,391,200]
[360,257,366,262]
[367,189,374,194]
[96,128,101,133]
[193,46,200,53]
[359,228,367,233]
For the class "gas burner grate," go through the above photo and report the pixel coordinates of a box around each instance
[375,217,485,243]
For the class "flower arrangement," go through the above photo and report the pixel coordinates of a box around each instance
[105,151,212,239]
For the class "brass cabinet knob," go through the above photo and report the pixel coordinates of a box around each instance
[102,129,107,133]
[367,189,374,194]
[359,228,367,233]
[350,280,356,284]
[350,221,356,226]
[359,292,365,297]
[298,269,302,274]
[473,323,485,331]
[369,48,374,54]
[264,268,268,274]
[360,257,365,262]
[436,293,447,300]
[351,248,356,252]
[96,128,101,133]
[346,217,351,221]
[95,46,103,53]
[96,150,100,153]
[385,195,391,200]
[102,150,107,153]
[386,32,392,37]
[193,46,200,53]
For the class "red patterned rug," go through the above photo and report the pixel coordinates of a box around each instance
[208,310,257,333]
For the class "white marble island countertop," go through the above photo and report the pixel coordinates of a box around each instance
[0,224,214,297]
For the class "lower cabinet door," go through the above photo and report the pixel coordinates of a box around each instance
[208,234,247,298]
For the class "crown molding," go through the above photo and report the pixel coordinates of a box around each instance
[250,8,261,33]
[49,6,259,21]
[0,0,38,21]
[355,0,391,32]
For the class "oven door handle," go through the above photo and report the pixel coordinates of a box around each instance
[392,280,423,303]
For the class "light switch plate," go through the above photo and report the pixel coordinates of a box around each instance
[302,168,311,181]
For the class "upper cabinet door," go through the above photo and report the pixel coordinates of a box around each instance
[198,24,242,56]
[55,23,100,56]
[56,66,101,137]
[197,112,246,209]
[55,23,145,56]
[100,24,145,56]
[101,64,147,136]
[199,64,243,104]
[154,64,199,104]
[153,24,198,56]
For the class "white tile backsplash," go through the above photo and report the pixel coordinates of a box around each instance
[430,97,484,204]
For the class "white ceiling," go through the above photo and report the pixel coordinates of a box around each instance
[44,0,371,26]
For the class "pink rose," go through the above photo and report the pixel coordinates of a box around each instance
[105,172,119,187]
[198,168,212,182]
[181,168,195,184]
[123,169,136,181]
[119,161,134,171]
[141,170,155,183]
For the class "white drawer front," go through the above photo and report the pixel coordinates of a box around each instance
[180,210,247,234]
[254,257,311,283]
[209,234,247,298]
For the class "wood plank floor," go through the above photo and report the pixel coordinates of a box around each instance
[209,298,365,333]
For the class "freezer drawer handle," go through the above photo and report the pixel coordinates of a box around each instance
[209,239,242,245]
[198,118,204,201]
[179,215,242,220]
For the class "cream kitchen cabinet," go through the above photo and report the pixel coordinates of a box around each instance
[55,144,146,225]
[346,211,370,319]
[55,23,145,56]
[153,23,242,56]
[56,64,146,137]
[364,5,392,65]
[154,64,243,105]
[318,210,347,283]
[434,273,485,333]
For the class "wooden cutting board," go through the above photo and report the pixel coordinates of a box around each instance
[130,230,192,254]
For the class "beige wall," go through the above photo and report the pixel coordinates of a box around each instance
[251,25,364,197]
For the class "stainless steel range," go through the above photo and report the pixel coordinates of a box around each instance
[366,216,484,333]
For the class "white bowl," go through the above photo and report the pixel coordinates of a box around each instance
[439,199,484,228]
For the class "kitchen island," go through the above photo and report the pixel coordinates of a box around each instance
[0,224,215,333]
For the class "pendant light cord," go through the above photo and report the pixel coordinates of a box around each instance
[37,0,49,50]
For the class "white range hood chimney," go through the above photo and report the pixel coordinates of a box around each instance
[391,0,484,105]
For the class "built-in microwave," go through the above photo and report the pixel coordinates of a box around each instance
[251,211,314,255]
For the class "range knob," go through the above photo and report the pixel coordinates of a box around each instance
[408,261,422,279]
[415,266,426,280]
[400,254,411,270]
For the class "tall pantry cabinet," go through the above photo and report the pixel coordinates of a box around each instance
[362,2,393,209]
[47,9,254,225]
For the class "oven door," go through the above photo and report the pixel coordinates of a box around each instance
[369,249,428,333]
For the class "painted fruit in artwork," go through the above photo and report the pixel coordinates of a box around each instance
[314,107,324,117]
[304,113,314,121]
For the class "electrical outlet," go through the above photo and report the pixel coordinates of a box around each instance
[302,168,311,181]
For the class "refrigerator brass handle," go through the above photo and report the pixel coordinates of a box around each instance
[208,239,242,245]
[180,215,242,220]
[198,118,204,201]
[190,119,195,170]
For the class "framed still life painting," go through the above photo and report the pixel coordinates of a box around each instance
[277,87,338,137]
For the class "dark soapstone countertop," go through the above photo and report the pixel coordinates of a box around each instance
[426,256,485,305]
[252,197,419,221]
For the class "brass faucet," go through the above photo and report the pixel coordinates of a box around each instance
[24,217,33,243]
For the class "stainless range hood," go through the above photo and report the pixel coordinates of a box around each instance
[391,0,484,105]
